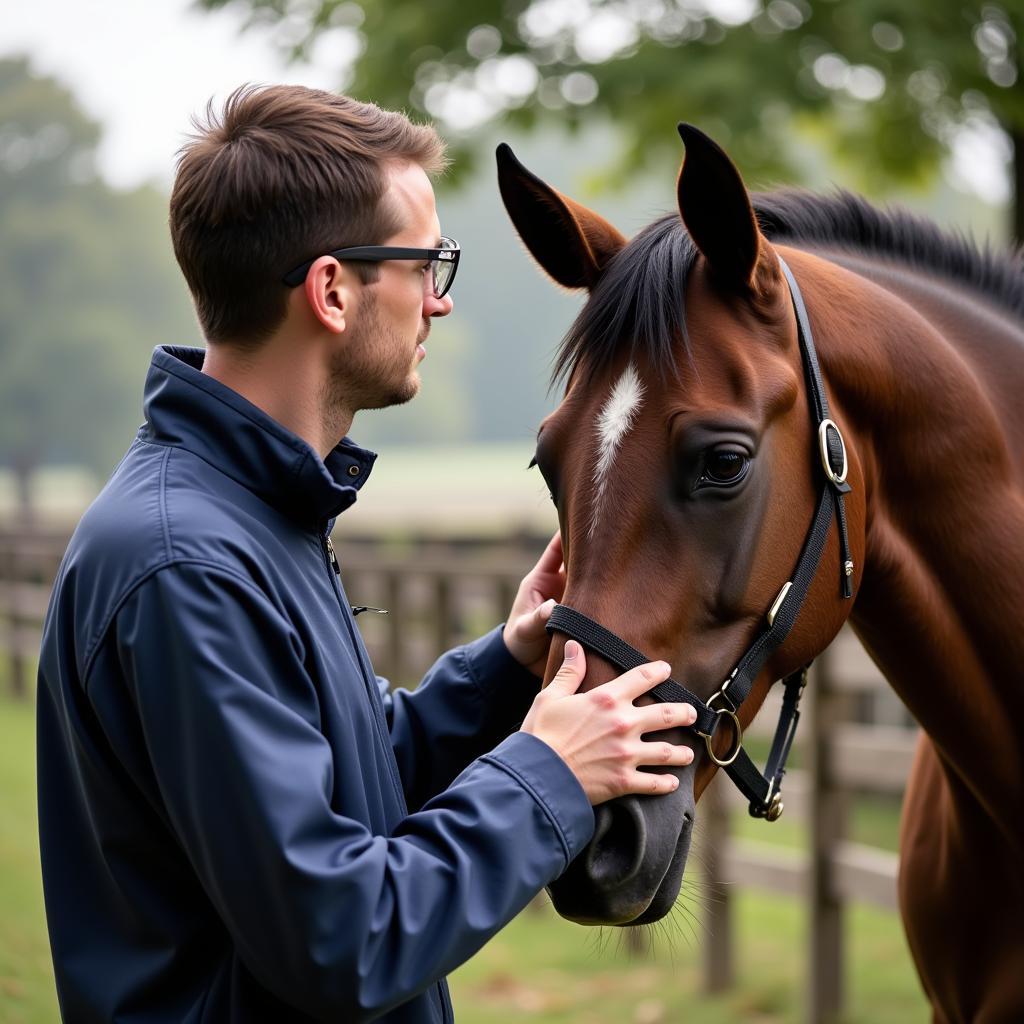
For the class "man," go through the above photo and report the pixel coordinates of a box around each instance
[36,84,696,1023]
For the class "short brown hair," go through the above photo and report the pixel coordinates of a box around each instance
[170,84,447,345]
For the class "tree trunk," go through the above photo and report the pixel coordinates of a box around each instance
[13,457,34,526]
[1013,127,1024,248]
[4,457,36,699]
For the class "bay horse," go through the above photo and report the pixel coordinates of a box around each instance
[496,125,1024,1023]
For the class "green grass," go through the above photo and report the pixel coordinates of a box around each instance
[0,694,58,1024]
[450,892,927,1024]
[1,689,925,1023]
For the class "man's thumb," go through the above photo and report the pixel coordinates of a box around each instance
[547,640,586,694]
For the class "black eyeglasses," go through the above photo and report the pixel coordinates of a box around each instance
[282,236,460,297]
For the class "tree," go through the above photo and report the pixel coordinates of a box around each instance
[0,58,196,518]
[196,0,1023,241]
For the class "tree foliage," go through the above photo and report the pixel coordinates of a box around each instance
[196,0,1023,237]
[0,58,196,501]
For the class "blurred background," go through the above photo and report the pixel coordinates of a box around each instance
[1,2,1019,1021]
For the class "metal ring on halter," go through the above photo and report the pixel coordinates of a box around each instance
[817,418,848,485]
[696,693,743,767]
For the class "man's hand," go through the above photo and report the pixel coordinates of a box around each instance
[521,643,697,805]
[503,532,566,677]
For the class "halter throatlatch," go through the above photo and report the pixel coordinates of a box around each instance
[545,255,853,821]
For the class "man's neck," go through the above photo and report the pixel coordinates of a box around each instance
[201,339,353,460]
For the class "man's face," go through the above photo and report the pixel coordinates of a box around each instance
[337,161,453,411]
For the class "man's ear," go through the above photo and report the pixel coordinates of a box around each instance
[302,256,349,334]
[496,143,626,290]
[676,123,774,294]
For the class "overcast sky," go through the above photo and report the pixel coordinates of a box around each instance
[3,0,1011,204]
[4,0,355,188]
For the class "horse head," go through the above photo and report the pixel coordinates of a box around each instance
[498,126,866,926]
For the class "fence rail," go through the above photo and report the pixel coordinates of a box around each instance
[0,520,916,1024]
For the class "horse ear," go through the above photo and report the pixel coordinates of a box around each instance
[496,142,626,290]
[676,123,764,291]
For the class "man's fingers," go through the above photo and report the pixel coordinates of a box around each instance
[636,741,695,768]
[621,771,680,798]
[608,661,673,702]
[510,598,555,644]
[635,700,698,734]
[527,596,556,624]
[533,531,563,574]
[545,640,586,694]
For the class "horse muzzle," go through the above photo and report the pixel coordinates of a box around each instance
[547,764,696,925]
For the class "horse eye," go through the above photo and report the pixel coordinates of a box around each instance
[529,454,558,506]
[698,448,750,488]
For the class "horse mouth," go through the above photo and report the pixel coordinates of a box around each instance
[548,772,696,926]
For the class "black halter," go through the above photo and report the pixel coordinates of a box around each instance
[545,255,853,821]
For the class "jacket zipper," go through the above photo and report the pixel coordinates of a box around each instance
[324,534,451,1023]
[327,537,387,617]
[326,534,341,574]
[320,531,408,811]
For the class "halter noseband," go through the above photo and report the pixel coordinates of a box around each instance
[545,255,853,821]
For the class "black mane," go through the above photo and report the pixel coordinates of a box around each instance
[554,189,1024,386]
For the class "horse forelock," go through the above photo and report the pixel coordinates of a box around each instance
[553,215,698,389]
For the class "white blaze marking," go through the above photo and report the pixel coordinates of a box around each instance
[589,363,645,538]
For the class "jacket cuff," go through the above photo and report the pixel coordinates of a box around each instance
[461,625,541,726]
[481,731,594,866]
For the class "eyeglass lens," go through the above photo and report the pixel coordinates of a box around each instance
[432,239,457,298]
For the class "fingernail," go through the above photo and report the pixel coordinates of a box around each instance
[687,705,697,723]
[659,661,671,674]
[671,777,680,788]
[565,640,579,660]
[542,598,556,613]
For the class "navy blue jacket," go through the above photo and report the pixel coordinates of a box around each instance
[37,346,594,1023]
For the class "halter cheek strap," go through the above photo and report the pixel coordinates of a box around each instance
[544,255,853,820]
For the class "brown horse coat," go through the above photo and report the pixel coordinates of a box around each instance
[498,127,1024,1024]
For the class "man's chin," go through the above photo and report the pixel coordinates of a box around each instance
[371,374,420,410]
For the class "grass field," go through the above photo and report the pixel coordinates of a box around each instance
[0,696,56,1024]
[1,686,927,1024]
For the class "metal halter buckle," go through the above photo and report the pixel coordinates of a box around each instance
[697,690,743,767]
[750,778,785,821]
[764,791,785,821]
[818,418,848,486]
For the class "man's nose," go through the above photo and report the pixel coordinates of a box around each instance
[424,292,454,318]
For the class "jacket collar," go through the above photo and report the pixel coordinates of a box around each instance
[139,346,377,529]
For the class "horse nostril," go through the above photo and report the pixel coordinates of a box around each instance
[584,797,648,887]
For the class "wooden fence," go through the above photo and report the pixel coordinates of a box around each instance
[1,521,916,1024]
[698,632,916,1023]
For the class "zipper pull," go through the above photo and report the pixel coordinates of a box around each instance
[325,535,341,575]
[326,536,388,616]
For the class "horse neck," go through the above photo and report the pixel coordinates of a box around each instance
[799,246,1024,825]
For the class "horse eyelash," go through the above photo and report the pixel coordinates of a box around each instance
[526,457,556,502]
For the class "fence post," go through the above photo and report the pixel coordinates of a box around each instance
[497,576,517,627]
[806,649,846,1024]
[385,572,404,685]
[434,574,452,655]
[701,772,734,992]
[1,539,27,700]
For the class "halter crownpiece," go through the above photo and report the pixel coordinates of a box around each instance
[545,255,854,820]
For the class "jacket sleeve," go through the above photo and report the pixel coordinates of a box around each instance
[378,627,544,811]
[106,562,594,1022]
